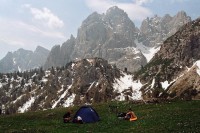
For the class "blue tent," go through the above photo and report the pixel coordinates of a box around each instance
[73,106,100,123]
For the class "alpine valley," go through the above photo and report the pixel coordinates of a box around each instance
[0,6,199,114]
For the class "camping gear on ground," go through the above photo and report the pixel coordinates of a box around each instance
[73,106,100,123]
[117,112,126,119]
[117,111,137,121]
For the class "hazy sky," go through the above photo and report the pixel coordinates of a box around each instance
[0,0,199,60]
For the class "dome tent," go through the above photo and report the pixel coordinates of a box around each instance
[73,106,100,123]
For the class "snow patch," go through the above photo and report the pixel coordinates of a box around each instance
[63,93,76,107]
[57,85,64,93]
[52,85,72,108]
[134,56,141,60]
[86,59,94,65]
[71,63,75,69]
[18,97,35,113]
[87,82,95,92]
[43,71,50,78]
[161,81,170,90]
[95,82,99,87]
[151,78,155,88]
[42,78,48,83]
[13,58,16,65]
[32,73,37,78]
[196,60,200,76]
[135,40,160,62]
[18,66,22,72]
[113,72,142,101]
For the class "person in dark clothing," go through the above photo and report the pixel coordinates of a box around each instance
[63,110,72,123]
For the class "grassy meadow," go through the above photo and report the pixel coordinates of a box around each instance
[0,100,200,133]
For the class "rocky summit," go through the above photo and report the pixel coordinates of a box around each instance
[139,11,191,47]
[44,6,190,72]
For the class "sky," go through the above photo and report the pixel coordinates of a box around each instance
[0,0,199,60]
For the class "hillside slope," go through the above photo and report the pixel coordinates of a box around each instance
[135,18,200,100]
[0,58,142,114]
[0,101,200,133]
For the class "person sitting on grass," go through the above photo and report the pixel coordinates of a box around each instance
[63,110,72,123]
[125,108,137,121]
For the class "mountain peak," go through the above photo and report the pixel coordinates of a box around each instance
[82,11,102,26]
[177,10,187,17]
[34,46,49,53]
[174,10,191,21]
[70,34,75,40]
[106,6,127,16]
[107,6,120,11]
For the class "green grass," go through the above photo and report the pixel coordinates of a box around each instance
[0,100,200,133]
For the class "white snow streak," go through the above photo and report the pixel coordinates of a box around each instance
[18,97,35,113]
[63,93,76,107]
[13,95,24,104]
[151,78,155,88]
[52,85,73,108]
[88,82,95,92]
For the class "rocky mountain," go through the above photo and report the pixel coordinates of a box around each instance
[135,18,200,100]
[0,58,142,114]
[44,6,144,72]
[0,7,198,114]
[139,11,191,47]
[44,7,191,72]
[1,17,200,114]
[44,35,75,68]
[0,46,49,73]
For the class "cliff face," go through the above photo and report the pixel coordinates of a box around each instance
[44,6,144,72]
[44,35,75,68]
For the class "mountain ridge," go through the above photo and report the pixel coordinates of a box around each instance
[0,46,49,73]
[44,7,191,72]
[135,18,200,100]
